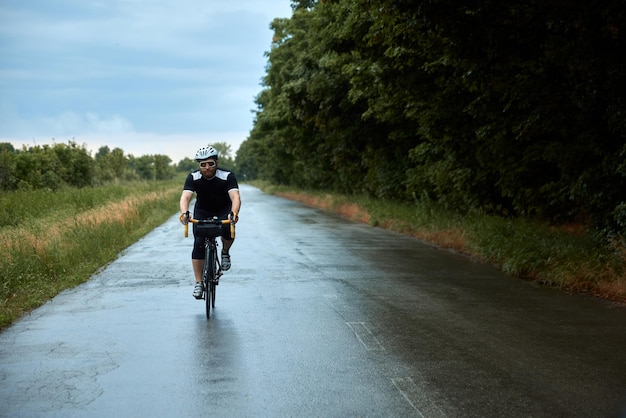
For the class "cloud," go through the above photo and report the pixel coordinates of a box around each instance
[0,109,249,163]
[0,108,132,137]
[0,0,292,162]
[51,112,133,135]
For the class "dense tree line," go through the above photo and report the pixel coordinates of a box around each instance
[0,140,238,192]
[238,0,625,237]
[0,141,176,191]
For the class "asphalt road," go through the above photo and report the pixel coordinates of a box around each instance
[1,185,626,417]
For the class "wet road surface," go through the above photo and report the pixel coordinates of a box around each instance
[1,185,626,417]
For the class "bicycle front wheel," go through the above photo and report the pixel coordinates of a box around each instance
[210,279,216,308]
[203,243,216,318]
[210,248,217,309]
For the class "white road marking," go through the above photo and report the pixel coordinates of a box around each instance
[346,322,385,351]
[392,377,447,418]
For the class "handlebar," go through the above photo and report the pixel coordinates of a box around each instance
[182,215,235,239]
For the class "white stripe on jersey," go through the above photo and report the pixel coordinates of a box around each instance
[191,169,230,181]
[216,169,229,180]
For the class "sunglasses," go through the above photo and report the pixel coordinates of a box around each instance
[199,160,217,168]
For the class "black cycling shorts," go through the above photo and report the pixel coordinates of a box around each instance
[191,210,233,260]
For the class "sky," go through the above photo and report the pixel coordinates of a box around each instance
[0,0,293,163]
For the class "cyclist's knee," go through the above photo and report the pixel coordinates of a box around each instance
[192,237,205,259]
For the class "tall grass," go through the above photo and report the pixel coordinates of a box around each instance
[0,176,184,329]
[254,182,626,303]
[0,183,135,227]
[465,214,625,295]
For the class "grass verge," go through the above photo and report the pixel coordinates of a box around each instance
[0,176,184,329]
[252,181,626,305]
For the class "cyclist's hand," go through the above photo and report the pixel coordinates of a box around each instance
[229,211,239,225]
[180,211,190,225]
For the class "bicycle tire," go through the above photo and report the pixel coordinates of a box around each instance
[209,241,217,309]
[209,245,217,310]
[203,240,215,318]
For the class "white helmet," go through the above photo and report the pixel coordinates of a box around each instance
[194,146,218,161]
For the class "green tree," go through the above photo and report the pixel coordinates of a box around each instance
[210,142,236,171]
[154,155,174,180]
[12,142,89,190]
[241,0,626,237]
[95,146,128,184]
[95,146,115,183]
[0,143,15,153]
[0,146,17,191]
[133,155,155,180]
[108,148,127,180]
[49,141,93,188]
[177,157,197,173]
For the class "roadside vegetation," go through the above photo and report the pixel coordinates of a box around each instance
[238,1,625,272]
[253,181,626,305]
[0,176,184,329]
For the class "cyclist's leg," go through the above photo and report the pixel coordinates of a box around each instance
[217,213,235,271]
[220,236,234,271]
[220,221,234,271]
[221,236,234,253]
[191,233,206,298]
[192,258,204,281]
[191,209,211,282]
[192,259,204,299]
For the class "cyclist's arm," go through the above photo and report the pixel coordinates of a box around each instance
[228,189,241,220]
[180,190,194,215]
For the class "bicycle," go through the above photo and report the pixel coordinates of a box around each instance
[183,214,235,318]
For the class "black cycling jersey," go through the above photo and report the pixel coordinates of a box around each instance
[183,169,239,217]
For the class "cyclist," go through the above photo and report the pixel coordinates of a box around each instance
[179,146,241,299]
